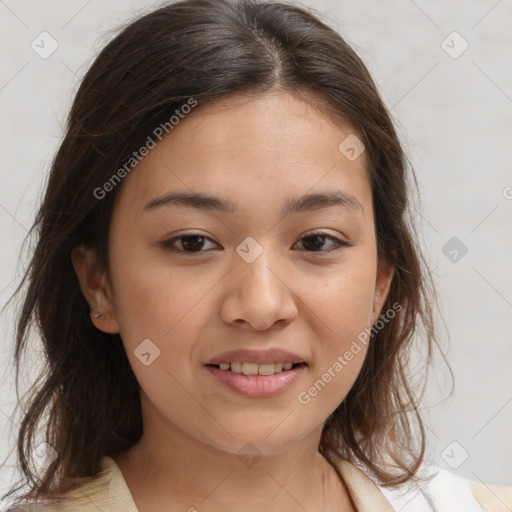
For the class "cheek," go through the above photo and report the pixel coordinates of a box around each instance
[295,254,376,399]
[109,242,214,341]
[301,254,377,338]
[108,253,213,417]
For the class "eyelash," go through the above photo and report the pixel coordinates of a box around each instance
[159,231,353,255]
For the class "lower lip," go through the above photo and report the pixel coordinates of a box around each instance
[205,364,306,398]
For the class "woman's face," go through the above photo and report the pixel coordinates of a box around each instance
[79,90,393,456]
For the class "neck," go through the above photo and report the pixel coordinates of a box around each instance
[113,421,355,512]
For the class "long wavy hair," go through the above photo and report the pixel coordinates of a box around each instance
[2,0,447,507]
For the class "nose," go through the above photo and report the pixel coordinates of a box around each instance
[219,244,298,331]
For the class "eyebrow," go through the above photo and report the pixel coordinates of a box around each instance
[143,190,363,217]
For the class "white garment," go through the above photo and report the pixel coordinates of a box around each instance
[376,466,487,512]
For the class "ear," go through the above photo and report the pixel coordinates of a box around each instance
[370,260,395,326]
[71,245,121,334]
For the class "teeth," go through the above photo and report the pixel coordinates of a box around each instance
[231,362,243,373]
[242,362,259,375]
[258,363,275,376]
[215,362,297,375]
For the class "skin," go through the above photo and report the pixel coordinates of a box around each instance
[72,90,394,512]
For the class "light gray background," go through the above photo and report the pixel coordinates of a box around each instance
[1,0,511,504]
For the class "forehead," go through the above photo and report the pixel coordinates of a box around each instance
[113,90,371,220]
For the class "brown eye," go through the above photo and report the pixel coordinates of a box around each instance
[295,233,352,253]
[160,234,218,253]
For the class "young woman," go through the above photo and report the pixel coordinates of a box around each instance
[3,0,511,511]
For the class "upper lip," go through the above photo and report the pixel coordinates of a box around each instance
[206,348,306,365]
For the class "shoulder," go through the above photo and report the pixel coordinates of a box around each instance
[333,455,512,512]
[4,456,125,512]
[376,465,512,512]
[4,496,105,512]
[470,481,512,512]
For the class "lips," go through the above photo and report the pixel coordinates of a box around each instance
[205,364,306,397]
[204,348,308,397]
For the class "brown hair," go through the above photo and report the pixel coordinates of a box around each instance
[2,0,446,507]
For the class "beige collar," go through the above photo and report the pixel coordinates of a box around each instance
[104,455,394,511]
[334,458,395,511]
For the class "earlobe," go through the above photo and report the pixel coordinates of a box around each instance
[370,261,395,325]
[71,245,120,334]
